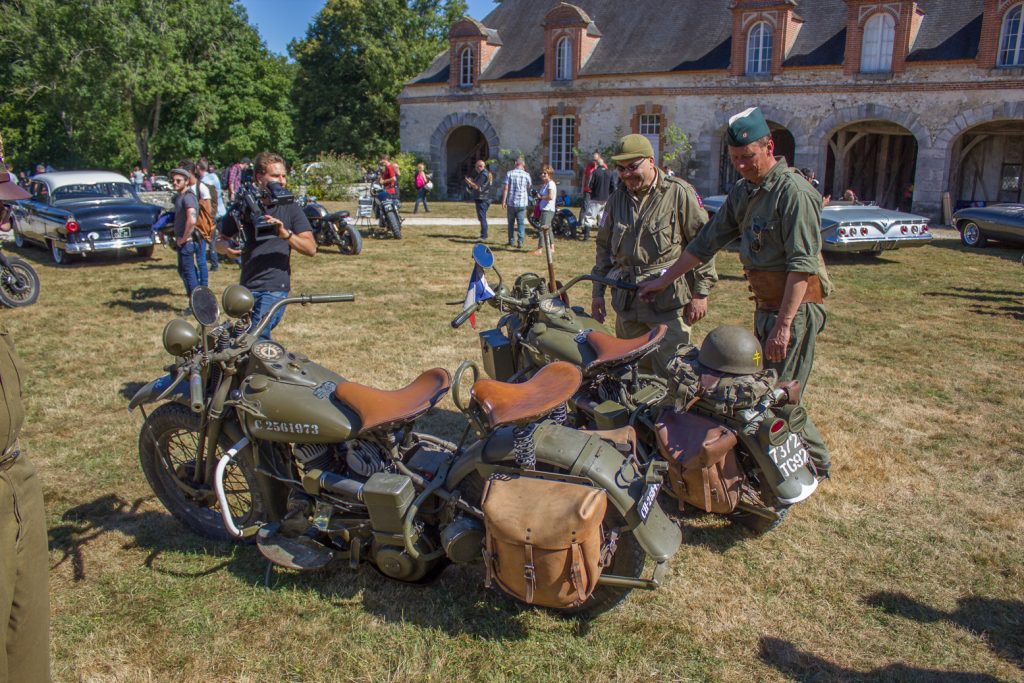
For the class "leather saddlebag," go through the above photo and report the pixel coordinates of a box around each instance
[481,473,607,609]
[654,409,743,514]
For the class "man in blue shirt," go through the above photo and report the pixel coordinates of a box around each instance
[501,158,532,249]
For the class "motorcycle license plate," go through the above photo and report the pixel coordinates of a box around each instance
[111,227,130,239]
[768,433,810,477]
[637,482,660,522]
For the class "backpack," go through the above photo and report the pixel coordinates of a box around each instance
[202,181,219,215]
[192,183,216,241]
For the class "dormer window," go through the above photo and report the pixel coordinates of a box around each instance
[999,4,1024,67]
[555,36,572,80]
[459,47,474,87]
[861,12,896,72]
[746,21,773,75]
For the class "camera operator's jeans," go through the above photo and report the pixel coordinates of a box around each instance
[250,290,288,341]
[177,239,208,297]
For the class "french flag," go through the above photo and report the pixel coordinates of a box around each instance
[462,265,495,329]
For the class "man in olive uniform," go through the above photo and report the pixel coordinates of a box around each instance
[591,134,717,374]
[0,171,49,683]
[637,107,831,474]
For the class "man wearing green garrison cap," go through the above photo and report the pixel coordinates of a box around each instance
[637,107,832,476]
[590,133,717,375]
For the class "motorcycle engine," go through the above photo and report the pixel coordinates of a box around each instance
[345,440,387,478]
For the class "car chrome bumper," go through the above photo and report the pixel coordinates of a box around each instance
[65,235,156,254]
[823,234,933,253]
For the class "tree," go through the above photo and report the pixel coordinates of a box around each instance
[0,0,294,172]
[661,124,697,179]
[290,0,466,159]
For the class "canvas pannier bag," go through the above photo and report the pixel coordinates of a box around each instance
[655,409,743,514]
[481,473,607,609]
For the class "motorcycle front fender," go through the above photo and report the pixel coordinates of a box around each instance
[128,372,189,411]
[446,421,682,563]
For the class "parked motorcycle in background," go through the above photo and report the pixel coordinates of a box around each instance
[527,188,585,241]
[0,203,40,307]
[362,171,402,239]
[453,245,821,532]
[129,283,681,616]
[297,194,363,255]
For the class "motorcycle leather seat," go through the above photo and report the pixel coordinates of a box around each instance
[471,361,582,430]
[335,368,451,434]
[325,210,350,221]
[584,325,667,372]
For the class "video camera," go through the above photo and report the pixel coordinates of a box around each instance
[230,180,294,241]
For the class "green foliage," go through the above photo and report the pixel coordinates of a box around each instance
[0,0,295,173]
[661,124,697,179]
[297,153,363,201]
[290,0,466,160]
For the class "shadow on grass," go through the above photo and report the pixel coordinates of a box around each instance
[922,287,1024,321]
[926,238,1024,264]
[864,592,1024,670]
[759,636,1004,682]
[119,380,148,401]
[105,285,179,312]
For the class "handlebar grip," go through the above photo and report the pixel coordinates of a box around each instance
[451,305,477,329]
[305,293,355,304]
[189,369,204,413]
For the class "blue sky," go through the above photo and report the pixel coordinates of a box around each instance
[239,0,497,57]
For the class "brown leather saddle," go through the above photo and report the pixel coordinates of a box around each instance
[471,361,582,431]
[583,324,667,372]
[334,368,451,435]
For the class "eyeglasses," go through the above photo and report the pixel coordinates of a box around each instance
[615,158,646,174]
[750,223,770,253]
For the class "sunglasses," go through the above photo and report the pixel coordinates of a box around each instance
[750,222,774,253]
[615,158,646,174]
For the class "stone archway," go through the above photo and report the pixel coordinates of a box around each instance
[429,112,499,198]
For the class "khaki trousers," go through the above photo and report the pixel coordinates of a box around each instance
[1,452,49,683]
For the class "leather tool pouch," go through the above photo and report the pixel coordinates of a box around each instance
[654,409,743,514]
[481,473,607,609]
[744,270,823,311]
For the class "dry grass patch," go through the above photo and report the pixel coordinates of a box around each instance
[3,212,1022,682]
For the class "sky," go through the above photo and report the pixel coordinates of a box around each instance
[239,0,497,57]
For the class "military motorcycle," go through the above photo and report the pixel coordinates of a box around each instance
[0,248,39,308]
[297,195,363,255]
[453,245,820,532]
[129,284,681,615]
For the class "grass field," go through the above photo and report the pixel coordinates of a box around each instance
[3,208,1022,682]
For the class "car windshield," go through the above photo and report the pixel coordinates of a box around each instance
[52,182,137,203]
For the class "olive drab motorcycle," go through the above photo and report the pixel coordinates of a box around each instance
[129,285,681,616]
[452,245,821,532]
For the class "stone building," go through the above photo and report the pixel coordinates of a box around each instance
[399,0,1024,219]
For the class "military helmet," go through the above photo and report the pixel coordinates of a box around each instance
[162,319,200,357]
[221,284,255,318]
[698,325,764,375]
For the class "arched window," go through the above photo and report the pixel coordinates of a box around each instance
[459,47,474,87]
[861,12,896,72]
[999,5,1024,67]
[746,22,773,75]
[555,36,572,80]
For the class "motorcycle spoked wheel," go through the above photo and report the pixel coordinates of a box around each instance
[385,210,402,239]
[139,402,269,542]
[334,222,363,255]
[0,257,40,307]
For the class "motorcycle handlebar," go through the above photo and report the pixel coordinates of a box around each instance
[451,303,479,329]
[248,292,355,339]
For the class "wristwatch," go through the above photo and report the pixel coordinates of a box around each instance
[281,229,294,240]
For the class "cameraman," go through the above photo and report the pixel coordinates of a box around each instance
[216,152,316,340]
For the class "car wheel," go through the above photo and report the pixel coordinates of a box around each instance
[136,245,155,258]
[960,221,988,248]
[49,240,68,265]
[11,216,25,249]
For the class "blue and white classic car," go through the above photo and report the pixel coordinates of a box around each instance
[952,203,1024,249]
[11,171,162,264]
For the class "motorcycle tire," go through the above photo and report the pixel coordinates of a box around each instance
[335,222,363,255]
[385,210,402,240]
[139,402,269,542]
[0,257,40,308]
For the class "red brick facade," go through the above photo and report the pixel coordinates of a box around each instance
[541,105,579,170]
[543,3,600,82]
[630,104,665,160]
[977,0,1019,69]
[729,0,801,77]
[842,1,925,76]
[447,18,502,88]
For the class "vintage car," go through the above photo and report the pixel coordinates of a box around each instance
[11,171,161,264]
[701,195,932,254]
[951,203,1024,248]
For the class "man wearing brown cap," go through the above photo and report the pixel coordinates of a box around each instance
[591,133,716,374]
[637,107,832,475]
[0,168,50,683]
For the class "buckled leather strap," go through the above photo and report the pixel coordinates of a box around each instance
[523,544,536,604]
[0,448,20,471]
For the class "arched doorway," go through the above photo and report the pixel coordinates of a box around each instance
[718,122,795,193]
[445,126,489,200]
[949,119,1024,209]
[825,121,918,209]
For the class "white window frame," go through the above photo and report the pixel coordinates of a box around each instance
[746,22,773,75]
[555,36,573,80]
[459,47,474,87]
[549,116,576,173]
[999,5,1024,67]
[860,12,896,73]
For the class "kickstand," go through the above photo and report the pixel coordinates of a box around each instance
[263,560,276,590]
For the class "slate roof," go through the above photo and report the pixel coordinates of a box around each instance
[408,0,985,84]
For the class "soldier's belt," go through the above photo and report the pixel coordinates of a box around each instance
[744,270,823,311]
[625,261,676,278]
[0,447,20,472]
